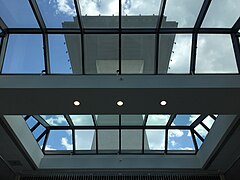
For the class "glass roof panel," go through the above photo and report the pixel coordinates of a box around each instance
[36,0,79,28]
[195,134,203,149]
[2,35,44,74]
[202,116,215,129]
[41,115,69,126]
[121,115,144,126]
[202,0,240,28]
[98,130,119,151]
[145,129,165,150]
[122,34,155,74]
[96,115,119,126]
[70,115,94,126]
[194,124,208,139]
[168,129,194,151]
[167,34,192,73]
[121,130,142,151]
[32,125,46,139]
[38,135,46,149]
[196,34,238,73]
[26,116,38,129]
[75,130,95,150]
[163,0,203,28]
[0,0,38,28]
[85,34,119,74]
[46,130,72,151]
[147,115,170,126]
[49,34,76,74]
[172,115,200,126]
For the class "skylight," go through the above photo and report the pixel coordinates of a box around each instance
[25,114,217,155]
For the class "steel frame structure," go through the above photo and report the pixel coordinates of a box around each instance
[0,0,239,74]
[25,114,216,155]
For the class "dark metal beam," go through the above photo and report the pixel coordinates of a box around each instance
[74,0,85,75]
[29,0,46,31]
[118,0,122,75]
[43,34,51,74]
[190,33,197,74]
[33,115,50,127]
[191,129,198,153]
[164,129,168,154]
[194,0,212,29]
[166,114,176,127]
[0,34,9,73]
[232,17,240,33]
[200,121,210,132]
[64,115,74,127]
[0,17,8,34]
[72,129,76,154]
[30,122,40,132]
[191,114,208,128]
[155,0,167,74]
[142,115,148,154]
[42,128,50,152]
[119,114,121,154]
[231,33,240,73]
[92,115,98,154]
[36,129,47,142]
[193,129,204,142]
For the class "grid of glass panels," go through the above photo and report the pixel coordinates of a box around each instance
[0,0,239,74]
[24,114,217,155]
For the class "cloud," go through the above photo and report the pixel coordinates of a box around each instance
[50,0,76,16]
[170,140,177,147]
[189,115,200,123]
[169,129,184,137]
[41,115,67,126]
[61,137,73,150]
[179,147,194,150]
[44,145,56,150]
[194,124,208,138]
[147,115,170,125]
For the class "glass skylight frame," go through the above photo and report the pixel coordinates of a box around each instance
[24,114,217,155]
[0,0,239,75]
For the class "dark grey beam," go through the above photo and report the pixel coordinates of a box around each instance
[142,115,148,153]
[232,17,240,33]
[190,33,197,74]
[33,115,50,128]
[42,129,50,152]
[194,0,212,29]
[231,33,240,73]
[74,0,85,75]
[43,34,51,74]
[0,18,8,34]
[155,0,167,74]
[119,114,121,154]
[191,115,208,128]
[164,129,168,154]
[166,114,176,127]
[36,129,47,142]
[118,0,122,75]
[0,34,9,73]
[30,122,41,132]
[191,129,198,153]
[29,0,46,31]
[6,28,232,34]
[193,130,204,142]
[72,129,76,154]
[200,121,210,132]
[92,115,98,154]
[64,115,74,127]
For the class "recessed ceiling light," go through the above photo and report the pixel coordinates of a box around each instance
[117,100,124,107]
[160,100,167,106]
[73,100,81,106]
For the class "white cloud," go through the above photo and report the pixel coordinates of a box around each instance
[170,140,177,147]
[169,129,184,137]
[44,145,56,150]
[189,115,200,123]
[179,147,193,150]
[50,0,76,16]
[41,115,67,126]
[61,137,73,150]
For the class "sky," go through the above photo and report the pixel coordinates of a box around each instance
[0,0,238,152]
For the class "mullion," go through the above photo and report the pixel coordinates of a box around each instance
[191,114,208,128]
[155,0,167,74]
[36,129,47,142]
[42,129,50,152]
[164,128,168,155]
[194,0,212,29]
[142,115,148,154]
[0,34,9,73]
[200,122,210,132]
[73,0,85,75]
[24,115,31,121]
[118,0,122,75]
[210,114,217,120]
[92,115,98,154]
[64,115,74,127]
[190,33,197,74]
[119,114,121,154]
[232,17,240,33]
[231,33,240,73]
[193,129,204,142]
[0,17,8,34]
[190,129,198,153]
[166,114,176,127]
[30,122,41,132]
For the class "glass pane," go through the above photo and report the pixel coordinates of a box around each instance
[195,134,203,149]
[75,130,95,150]
[168,129,194,151]
[158,34,176,73]
[122,34,155,74]
[196,35,238,73]
[26,116,38,129]
[145,130,165,150]
[98,130,119,151]
[49,34,81,74]
[147,115,170,126]
[121,0,162,28]
[41,115,69,126]
[0,0,38,28]
[167,34,192,73]
[37,0,78,28]
[194,124,208,139]
[32,125,46,139]
[172,115,200,126]
[84,34,119,74]
[121,115,144,126]
[202,0,240,28]
[163,0,203,28]
[96,115,119,126]
[121,130,142,150]
[202,116,215,129]
[2,35,44,74]
[46,130,72,151]
[70,115,94,126]
[82,16,118,28]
